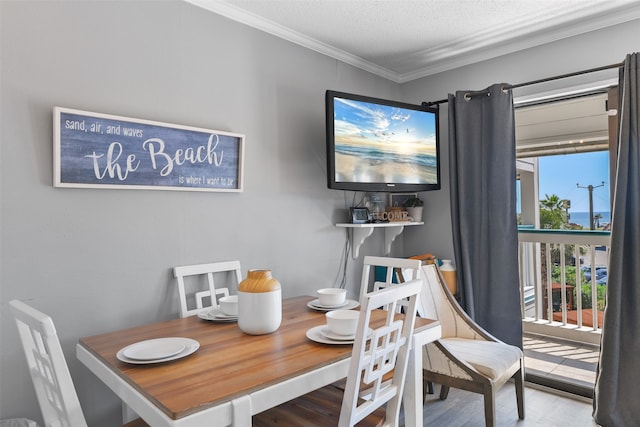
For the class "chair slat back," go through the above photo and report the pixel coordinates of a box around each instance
[360,256,423,316]
[339,278,422,427]
[9,300,88,427]
[173,261,242,318]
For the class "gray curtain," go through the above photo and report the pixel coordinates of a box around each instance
[594,53,640,426]
[448,83,522,348]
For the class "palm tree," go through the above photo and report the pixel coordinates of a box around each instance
[594,213,603,228]
[538,194,586,305]
[540,194,564,211]
[540,194,568,229]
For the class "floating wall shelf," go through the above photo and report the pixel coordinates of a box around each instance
[335,222,424,259]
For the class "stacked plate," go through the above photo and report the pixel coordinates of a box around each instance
[117,337,200,364]
[307,299,359,312]
[306,326,373,345]
[306,325,357,345]
[197,307,238,323]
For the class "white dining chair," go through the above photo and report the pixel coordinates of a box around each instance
[360,255,424,315]
[173,260,242,318]
[9,300,147,427]
[252,277,423,427]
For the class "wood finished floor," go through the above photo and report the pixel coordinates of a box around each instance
[422,383,596,426]
[419,333,599,426]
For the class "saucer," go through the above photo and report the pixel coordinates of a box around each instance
[319,326,356,341]
[310,299,349,309]
[306,325,353,345]
[198,308,238,322]
[307,299,359,312]
[319,326,373,341]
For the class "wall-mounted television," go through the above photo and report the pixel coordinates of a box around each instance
[326,90,440,193]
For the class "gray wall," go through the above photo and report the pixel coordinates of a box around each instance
[0,2,401,425]
[1,0,638,425]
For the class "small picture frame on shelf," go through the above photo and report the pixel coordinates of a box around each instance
[350,207,371,224]
[389,193,417,208]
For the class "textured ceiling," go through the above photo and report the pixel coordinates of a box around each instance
[186,0,640,83]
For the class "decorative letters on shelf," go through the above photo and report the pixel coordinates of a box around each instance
[53,107,244,192]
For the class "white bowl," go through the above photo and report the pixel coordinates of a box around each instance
[317,288,347,307]
[218,295,238,316]
[325,309,359,336]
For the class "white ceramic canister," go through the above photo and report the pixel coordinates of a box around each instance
[237,269,282,335]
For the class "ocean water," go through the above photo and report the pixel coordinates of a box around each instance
[569,211,611,228]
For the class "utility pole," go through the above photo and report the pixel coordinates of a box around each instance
[576,181,605,230]
[562,199,571,223]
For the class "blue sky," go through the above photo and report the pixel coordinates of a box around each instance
[538,151,610,212]
[333,97,437,147]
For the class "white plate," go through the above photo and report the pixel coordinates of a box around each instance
[307,299,359,312]
[319,326,356,341]
[117,338,199,364]
[319,326,374,341]
[197,308,238,322]
[309,299,349,309]
[306,325,353,345]
[123,338,186,360]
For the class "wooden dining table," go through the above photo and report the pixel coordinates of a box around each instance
[77,295,441,427]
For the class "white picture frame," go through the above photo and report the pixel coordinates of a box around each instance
[54,107,244,192]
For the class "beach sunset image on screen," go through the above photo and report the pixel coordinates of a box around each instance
[332,96,438,185]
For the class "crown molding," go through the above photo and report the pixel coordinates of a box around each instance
[186,0,640,84]
[185,0,402,82]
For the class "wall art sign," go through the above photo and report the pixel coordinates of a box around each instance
[53,107,244,192]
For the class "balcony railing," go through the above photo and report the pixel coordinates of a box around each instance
[518,228,610,342]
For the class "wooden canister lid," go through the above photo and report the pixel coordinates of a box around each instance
[238,269,281,293]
